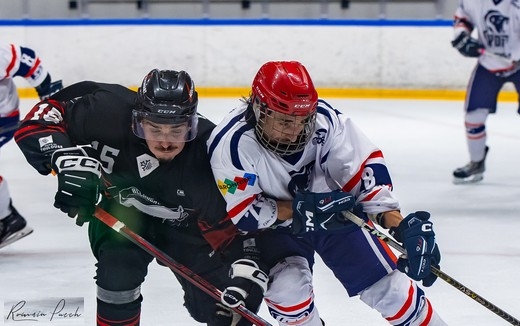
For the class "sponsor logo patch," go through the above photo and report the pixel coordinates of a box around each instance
[217,173,256,195]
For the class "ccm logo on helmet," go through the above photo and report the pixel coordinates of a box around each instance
[294,104,312,108]
[157,109,177,114]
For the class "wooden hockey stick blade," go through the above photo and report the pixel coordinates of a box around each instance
[341,210,520,326]
[93,207,272,326]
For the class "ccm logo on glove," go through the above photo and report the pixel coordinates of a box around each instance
[54,156,101,172]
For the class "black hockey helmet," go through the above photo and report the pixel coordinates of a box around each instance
[132,69,199,142]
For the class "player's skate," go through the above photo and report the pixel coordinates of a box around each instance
[0,202,33,249]
[453,146,489,184]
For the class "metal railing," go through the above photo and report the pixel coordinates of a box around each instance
[4,0,450,20]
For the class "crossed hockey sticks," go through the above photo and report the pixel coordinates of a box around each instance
[340,209,520,326]
[93,206,272,326]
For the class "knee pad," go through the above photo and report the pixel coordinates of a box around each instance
[360,270,437,326]
[264,256,322,325]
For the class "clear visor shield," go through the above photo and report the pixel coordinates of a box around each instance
[132,110,198,143]
[253,99,316,156]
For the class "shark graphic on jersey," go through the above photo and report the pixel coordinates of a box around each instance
[117,186,192,222]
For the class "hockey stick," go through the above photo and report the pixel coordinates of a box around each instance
[341,210,520,326]
[93,207,272,326]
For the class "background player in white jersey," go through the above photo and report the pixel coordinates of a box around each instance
[0,43,62,248]
[451,0,520,183]
[208,61,445,325]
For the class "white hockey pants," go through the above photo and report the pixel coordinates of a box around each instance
[264,256,322,325]
[360,270,446,325]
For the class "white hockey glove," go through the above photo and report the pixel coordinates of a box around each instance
[51,147,101,226]
[221,259,269,308]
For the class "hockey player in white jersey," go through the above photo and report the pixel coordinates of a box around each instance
[208,61,445,325]
[0,43,62,248]
[451,0,520,183]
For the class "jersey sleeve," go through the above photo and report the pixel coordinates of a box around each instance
[325,114,400,215]
[14,99,72,175]
[208,122,279,232]
[453,0,474,39]
[0,44,49,87]
[14,81,132,175]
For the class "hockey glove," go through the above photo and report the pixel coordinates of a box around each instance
[292,190,356,235]
[451,32,484,58]
[389,211,441,287]
[51,147,101,226]
[0,112,19,148]
[221,236,268,310]
[221,259,269,308]
[36,76,63,100]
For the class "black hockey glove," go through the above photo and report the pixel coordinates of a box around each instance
[221,237,269,309]
[389,211,441,287]
[35,74,63,100]
[51,147,101,226]
[292,190,356,235]
[451,32,484,58]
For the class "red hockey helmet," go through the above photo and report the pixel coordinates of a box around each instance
[251,61,318,156]
[252,61,318,116]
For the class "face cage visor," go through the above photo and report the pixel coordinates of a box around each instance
[131,110,198,143]
[252,97,316,156]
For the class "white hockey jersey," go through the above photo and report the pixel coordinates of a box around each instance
[0,43,48,116]
[454,0,520,72]
[207,99,400,232]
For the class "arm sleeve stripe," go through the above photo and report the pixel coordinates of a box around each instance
[5,44,17,77]
[342,150,384,192]
[228,194,256,218]
[24,57,41,78]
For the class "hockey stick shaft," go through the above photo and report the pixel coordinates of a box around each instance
[93,207,272,326]
[341,210,520,326]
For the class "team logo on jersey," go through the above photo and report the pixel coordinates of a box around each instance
[136,153,160,178]
[288,163,314,196]
[217,173,256,195]
[312,128,327,145]
[484,10,510,48]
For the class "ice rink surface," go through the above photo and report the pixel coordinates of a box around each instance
[1,98,520,325]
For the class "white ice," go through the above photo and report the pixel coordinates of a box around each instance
[1,98,519,325]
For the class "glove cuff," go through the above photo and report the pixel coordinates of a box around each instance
[221,287,247,308]
[230,259,269,294]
